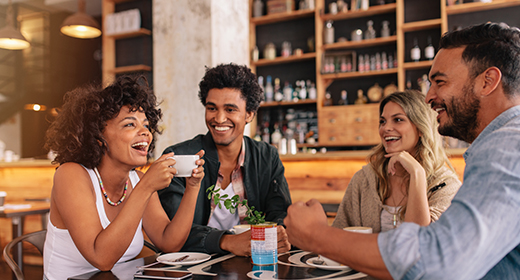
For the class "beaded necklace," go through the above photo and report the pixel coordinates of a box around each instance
[94,167,128,206]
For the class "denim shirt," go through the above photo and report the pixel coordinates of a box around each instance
[378,106,520,280]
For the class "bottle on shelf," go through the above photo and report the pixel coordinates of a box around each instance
[364,54,370,72]
[262,122,270,143]
[324,92,333,106]
[283,81,293,102]
[346,56,352,72]
[354,89,368,105]
[388,52,393,68]
[375,52,382,70]
[274,78,284,102]
[299,80,307,100]
[406,79,413,90]
[258,76,264,98]
[292,81,301,102]
[365,20,376,40]
[340,56,347,72]
[411,37,421,62]
[361,0,369,10]
[281,41,292,57]
[425,36,435,60]
[382,52,388,70]
[329,2,338,14]
[351,0,358,11]
[337,0,347,12]
[253,0,263,17]
[271,123,282,146]
[265,75,274,102]
[308,82,317,100]
[358,55,365,72]
[252,46,259,62]
[254,127,262,142]
[381,21,390,38]
[324,20,335,45]
[264,43,276,60]
[338,90,348,105]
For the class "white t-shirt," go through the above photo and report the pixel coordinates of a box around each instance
[207,183,240,230]
[43,167,143,280]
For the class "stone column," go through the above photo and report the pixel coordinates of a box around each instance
[153,0,249,156]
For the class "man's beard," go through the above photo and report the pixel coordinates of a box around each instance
[438,82,480,143]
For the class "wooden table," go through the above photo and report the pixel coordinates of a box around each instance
[68,251,368,280]
[0,202,50,274]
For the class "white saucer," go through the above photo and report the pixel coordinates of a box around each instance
[306,257,352,271]
[157,252,211,266]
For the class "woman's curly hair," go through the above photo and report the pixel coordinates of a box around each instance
[45,75,162,169]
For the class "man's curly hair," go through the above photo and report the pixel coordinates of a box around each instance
[45,75,162,169]
[198,63,263,113]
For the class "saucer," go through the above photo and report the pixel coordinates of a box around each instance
[157,252,211,266]
[306,257,352,271]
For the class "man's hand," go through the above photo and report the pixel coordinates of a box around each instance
[220,231,252,257]
[277,225,291,253]
[284,199,328,252]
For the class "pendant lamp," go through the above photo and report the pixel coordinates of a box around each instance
[60,0,101,39]
[0,0,30,50]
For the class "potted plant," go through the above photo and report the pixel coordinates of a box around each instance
[206,185,265,224]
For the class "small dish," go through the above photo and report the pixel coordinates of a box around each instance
[306,257,352,271]
[157,252,211,266]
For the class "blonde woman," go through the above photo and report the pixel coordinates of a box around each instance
[333,90,461,232]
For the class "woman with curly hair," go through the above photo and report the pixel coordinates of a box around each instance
[43,76,205,280]
[333,90,461,233]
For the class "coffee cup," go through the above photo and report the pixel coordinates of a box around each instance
[169,155,199,177]
[230,224,251,234]
[343,226,373,234]
[0,191,6,208]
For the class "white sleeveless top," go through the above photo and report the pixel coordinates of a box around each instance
[43,167,143,280]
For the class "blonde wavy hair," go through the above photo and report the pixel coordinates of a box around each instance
[368,90,455,220]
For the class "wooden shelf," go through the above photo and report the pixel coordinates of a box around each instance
[323,35,397,51]
[106,28,151,40]
[260,99,316,108]
[320,3,397,21]
[251,9,315,25]
[403,60,433,70]
[402,18,442,32]
[112,64,151,74]
[252,52,316,67]
[321,68,398,80]
[446,0,520,15]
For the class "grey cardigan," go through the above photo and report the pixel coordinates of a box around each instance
[332,164,461,233]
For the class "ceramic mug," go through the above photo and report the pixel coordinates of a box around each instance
[168,155,199,177]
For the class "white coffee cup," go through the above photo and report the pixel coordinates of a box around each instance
[169,155,199,177]
[0,191,6,207]
[343,226,373,234]
[230,224,251,234]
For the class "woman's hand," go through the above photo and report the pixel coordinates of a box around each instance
[139,153,177,193]
[385,151,425,179]
[185,150,205,190]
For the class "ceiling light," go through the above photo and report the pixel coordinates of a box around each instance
[60,0,101,39]
[0,0,30,50]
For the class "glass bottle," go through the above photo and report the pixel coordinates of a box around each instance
[258,76,264,98]
[361,0,369,10]
[358,55,365,72]
[324,20,335,45]
[324,92,333,106]
[388,53,393,68]
[365,20,376,40]
[308,82,317,99]
[338,90,348,105]
[340,56,347,72]
[262,123,270,143]
[253,0,263,17]
[382,52,388,70]
[271,123,282,146]
[299,80,307,100]
[281,41,292,57]
[283,81,293,102]
[375,52,382,70]
[252,45,259,62]
[274,78,284,102]
[354,89,368,105]
[364,54,370,72]
[381,21,390,38]
[425,36,435,60]
[265,75,274,102]
[411,37,421,62]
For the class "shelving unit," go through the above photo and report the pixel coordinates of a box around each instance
[249,0,520,149]
[102,0,152,85]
